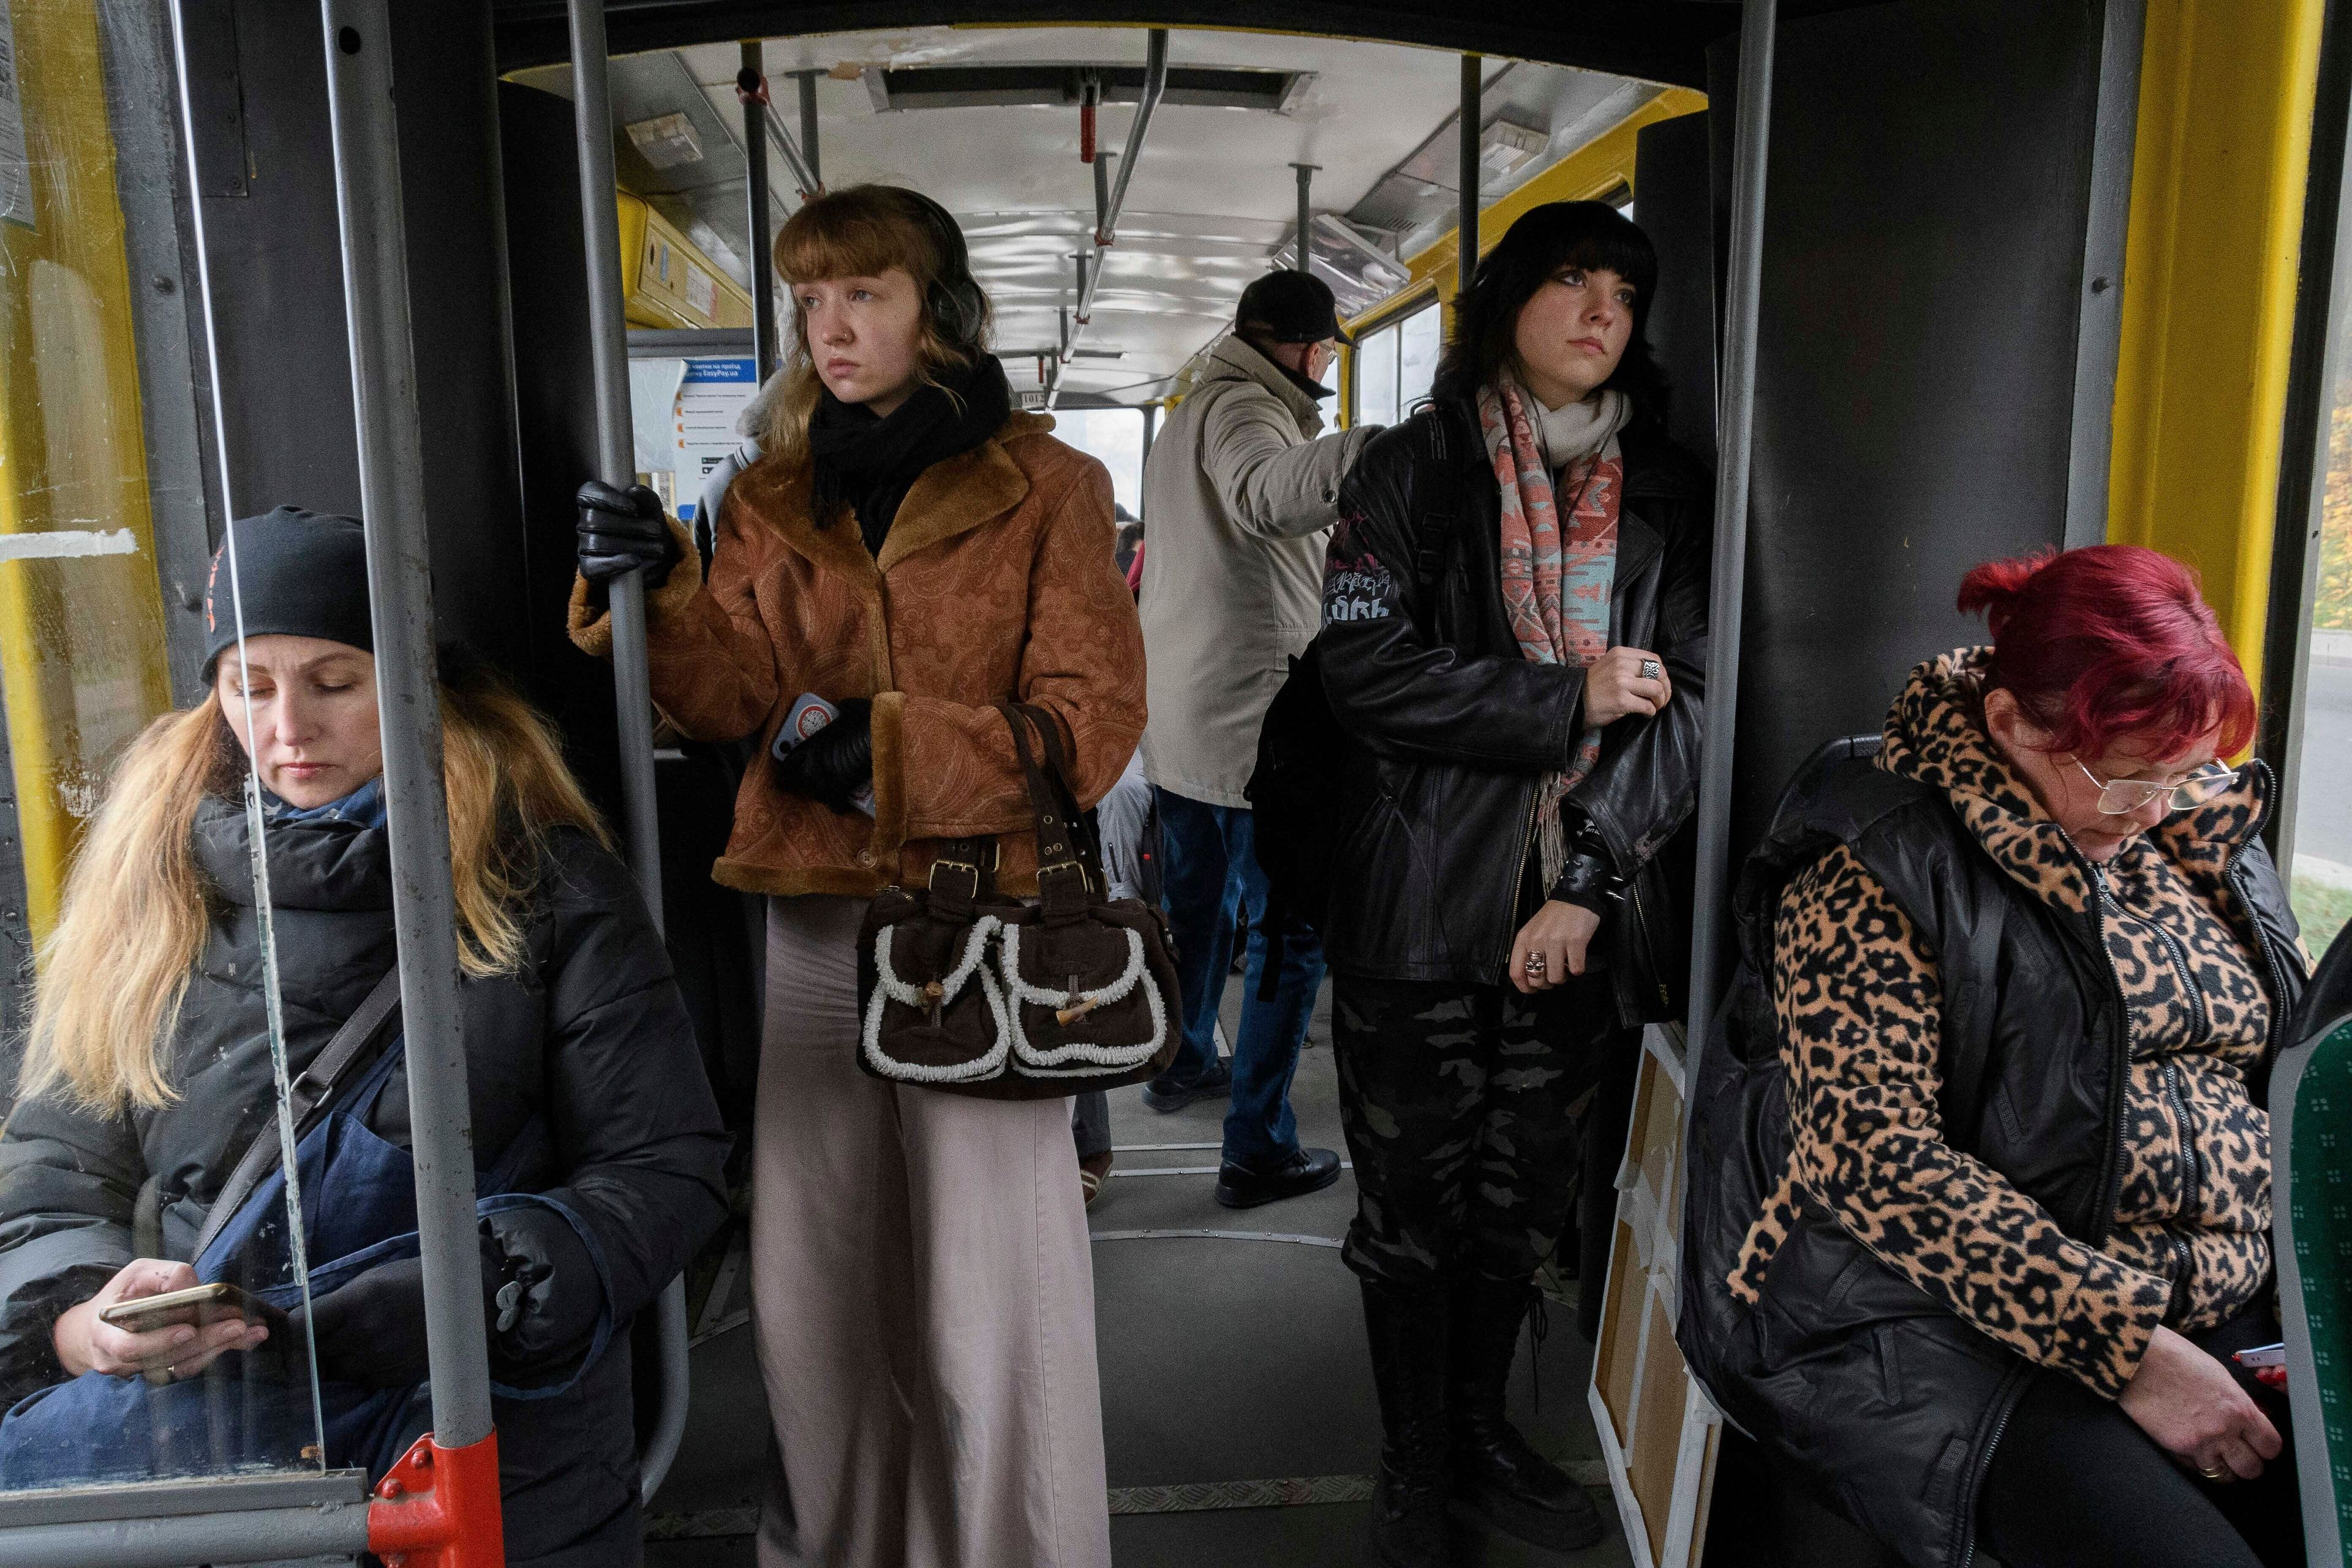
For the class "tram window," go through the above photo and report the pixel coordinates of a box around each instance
[1354,303,1439,429]
[2288,424,2351,952]
[1397,306,1442,416]
[1356,320,1402,429]
[1052,407,1147,521]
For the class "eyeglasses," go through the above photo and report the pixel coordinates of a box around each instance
[2074,758,2238,815]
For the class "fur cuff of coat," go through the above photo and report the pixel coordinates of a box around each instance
[567,514,703,660]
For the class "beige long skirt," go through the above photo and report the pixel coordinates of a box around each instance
[751,895,1111,1568]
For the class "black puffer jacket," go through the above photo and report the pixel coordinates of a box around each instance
[1681,740,2305,1568]
[0,798,730,1566]
[1316,396,1709,1016]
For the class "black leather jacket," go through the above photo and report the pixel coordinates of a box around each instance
[1681,742,2306,1568]
[1314,396,1709,1014]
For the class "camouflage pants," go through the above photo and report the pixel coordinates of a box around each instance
[1332,972,1622,1286]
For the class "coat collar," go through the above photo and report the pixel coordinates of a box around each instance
[732,412,1047,582]
[1202,335,1326,437]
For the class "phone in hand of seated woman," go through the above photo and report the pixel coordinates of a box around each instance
[0,507,728,1568]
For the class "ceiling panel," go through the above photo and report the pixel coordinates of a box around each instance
[518,23,1670,402]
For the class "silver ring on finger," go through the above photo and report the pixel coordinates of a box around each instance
[1639,658,1662,682]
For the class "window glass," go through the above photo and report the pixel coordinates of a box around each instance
[1357,323,1401,431]
[1052,407,1147,523]
[2291,391,2352,956]
[0,10,327,1494]
[1397,306,1442,417]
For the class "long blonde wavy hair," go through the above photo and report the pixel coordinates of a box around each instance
[761,184,989,478]
[18,662,608,1112]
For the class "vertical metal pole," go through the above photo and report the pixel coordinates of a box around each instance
[1293,162,1317,272]
[566,0,692,1502]
[740,43,777,380]
[317,0,494,1450]
[796,69,821,189]
[1683,0,1777,1068]
[1459,55,1483,292]
[567,0,665,930]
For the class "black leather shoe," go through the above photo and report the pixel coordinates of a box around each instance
[1140,1060,1231,1114]
[1213,1145,1341,1208]
[1361,1277,1451,1567]
[1447,1273,1604,1551]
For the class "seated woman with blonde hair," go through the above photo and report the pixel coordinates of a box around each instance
[0,507,728,1567]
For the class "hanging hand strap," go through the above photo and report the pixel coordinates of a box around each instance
[190,965,405,1263]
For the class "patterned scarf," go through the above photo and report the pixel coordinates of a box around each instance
[1479,377,1625,891]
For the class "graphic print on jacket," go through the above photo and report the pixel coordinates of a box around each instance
[1730,649,2275,1398]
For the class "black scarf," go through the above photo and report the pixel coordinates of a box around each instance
[807,355,1014,555]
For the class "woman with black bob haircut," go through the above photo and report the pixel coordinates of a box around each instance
[1316,200,1709,1564]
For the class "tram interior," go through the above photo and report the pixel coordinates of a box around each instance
[2,0,2350,1564]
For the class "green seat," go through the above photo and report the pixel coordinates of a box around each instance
[2271,919,2352,1564]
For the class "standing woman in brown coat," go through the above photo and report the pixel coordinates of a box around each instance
[568,186,1143,1568]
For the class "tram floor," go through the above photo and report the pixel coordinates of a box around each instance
[645,972,1632,1566]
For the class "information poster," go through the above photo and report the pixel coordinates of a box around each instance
[674,356,759,521]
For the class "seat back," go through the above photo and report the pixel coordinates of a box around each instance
[2270,920,2352,1564]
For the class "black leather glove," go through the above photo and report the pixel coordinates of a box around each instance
[575,480,679,588]
[771,697,873,814]
[290,1235,509,1391]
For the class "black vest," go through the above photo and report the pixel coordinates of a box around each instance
[1679,739,2305,1568]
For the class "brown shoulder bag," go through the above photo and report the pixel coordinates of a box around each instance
[854,703,1180,1100]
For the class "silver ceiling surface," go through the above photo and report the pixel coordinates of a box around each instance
[513,25,1664,404]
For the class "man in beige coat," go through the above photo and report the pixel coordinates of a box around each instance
[1136,270,1379,1207]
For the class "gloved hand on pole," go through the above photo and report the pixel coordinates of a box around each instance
[575,480,680,600]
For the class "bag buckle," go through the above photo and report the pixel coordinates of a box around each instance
[929,840,998,897]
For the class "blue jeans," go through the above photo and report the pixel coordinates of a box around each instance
[1153,788,1327,1168]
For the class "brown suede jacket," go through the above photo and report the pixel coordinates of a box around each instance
[570,411,1145,899]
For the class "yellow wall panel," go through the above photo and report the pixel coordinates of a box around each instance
[0,0,174,941]
[2109,0,2329,701]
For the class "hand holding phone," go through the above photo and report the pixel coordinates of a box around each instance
[2233,1341,2288,1391]
[99,1281,287,1336]
[53,1259,273,1382]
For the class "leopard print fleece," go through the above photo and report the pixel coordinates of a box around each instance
[1729,649,2275,1399]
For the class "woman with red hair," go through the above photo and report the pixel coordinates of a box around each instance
[1683,545,2311,1568]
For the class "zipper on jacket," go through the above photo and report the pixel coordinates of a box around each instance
[2163,1226,2196,1325]
[1954,1367,2032,1568]
[2217,759,2294,1077]
[2161,1058,2202,1217]
[1493,782,1542,976]
[2065,841,2135,1249]
[2090,864,2210,1047]
[1627,873,1671,1010]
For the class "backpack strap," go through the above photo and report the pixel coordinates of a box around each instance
[1408,403,1464,595]
[190,963,405,1264]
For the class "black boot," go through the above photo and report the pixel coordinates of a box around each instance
[1359,1276,1453,1567]
[1447,1273,1605,1551]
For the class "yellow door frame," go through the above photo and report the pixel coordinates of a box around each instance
[2109,0,2332,704]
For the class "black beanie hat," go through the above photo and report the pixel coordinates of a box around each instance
[202,506,375,680]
